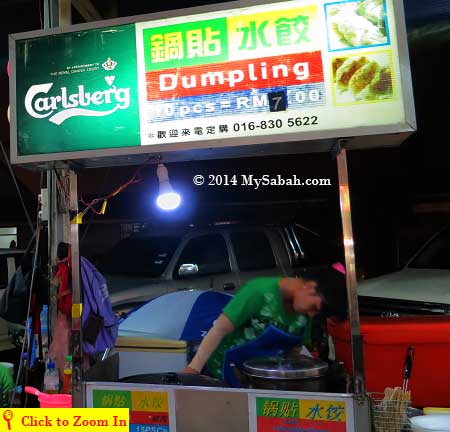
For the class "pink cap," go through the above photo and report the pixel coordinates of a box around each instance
[332,262,346,275]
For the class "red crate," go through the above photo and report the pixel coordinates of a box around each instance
[328,316,450,407]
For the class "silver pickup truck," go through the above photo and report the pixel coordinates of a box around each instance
[99,223,339,313]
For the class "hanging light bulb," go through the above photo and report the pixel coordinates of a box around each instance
[156,163,181,211]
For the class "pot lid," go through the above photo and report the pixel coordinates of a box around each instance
[242,355,328,380]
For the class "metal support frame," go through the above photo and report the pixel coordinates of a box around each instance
[44,1,85,407]
[43,0,108,409]
[44,0,73,375]
[44,0,73,27]
[43,0,58,28]
[58,0,72,26]
[44,0,106,27]
[335,140,366,396]
[69,170,84,407]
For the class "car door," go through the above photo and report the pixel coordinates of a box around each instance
[229,230,281,287]
[169,233,239,294]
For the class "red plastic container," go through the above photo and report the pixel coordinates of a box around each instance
[328,316,450,408]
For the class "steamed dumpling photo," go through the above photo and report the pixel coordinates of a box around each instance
[328,0,387,49]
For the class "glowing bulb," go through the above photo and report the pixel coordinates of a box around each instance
[156,164,181,211]
[156,192,181,211]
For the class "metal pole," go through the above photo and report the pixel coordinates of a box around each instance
[43,0,51,28]
[43,0,60,28]
[69,170,83,407]
[58,0,72,26]
[48,169,70,336]
[336,143,366,395]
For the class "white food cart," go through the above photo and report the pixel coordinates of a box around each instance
[9,0,416,430]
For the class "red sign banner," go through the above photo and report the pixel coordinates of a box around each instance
[146,51,324,100]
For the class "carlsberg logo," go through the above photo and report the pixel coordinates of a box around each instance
[24,83,130,125]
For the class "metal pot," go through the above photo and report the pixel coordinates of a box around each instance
[241,354,329,392]
[120,372,227,388]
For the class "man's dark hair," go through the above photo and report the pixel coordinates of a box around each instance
[299,267,348,321]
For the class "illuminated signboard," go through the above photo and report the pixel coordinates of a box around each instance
[10,0,415,164]
[252,396,351,432]
[93,389,172,431]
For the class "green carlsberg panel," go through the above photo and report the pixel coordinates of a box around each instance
[16,24,140,155]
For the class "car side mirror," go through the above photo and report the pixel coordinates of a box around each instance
[178,263,199,278]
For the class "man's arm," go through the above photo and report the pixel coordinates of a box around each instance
[183,313,235,374]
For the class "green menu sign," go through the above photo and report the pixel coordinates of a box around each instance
[15,24,140,155]
[93,389,132,408]
[142,18,229,71]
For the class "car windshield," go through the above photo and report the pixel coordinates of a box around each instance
[100,236,181,277]
[408,227,450,270]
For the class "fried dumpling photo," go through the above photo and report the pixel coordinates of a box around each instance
[335,56,369,90]
[349,61,380,96]
[333,54,394,103]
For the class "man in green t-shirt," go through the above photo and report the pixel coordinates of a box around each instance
[183,267,347,380]
[0,363,14,407]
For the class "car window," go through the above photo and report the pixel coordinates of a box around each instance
[174,234,230,278]
[409,227,450,270]
[100,236,181,277]
[230,231,276,271]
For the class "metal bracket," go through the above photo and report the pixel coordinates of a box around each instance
[330,138,351,160]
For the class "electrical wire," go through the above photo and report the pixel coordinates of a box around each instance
[0,140,35,235]
[80,167,111,246]
[79,164,147,216]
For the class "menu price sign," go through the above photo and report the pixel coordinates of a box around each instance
[93,389,171,432]
[134,0,414,150]
[11,0,414,163]
[253,396,349,432]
